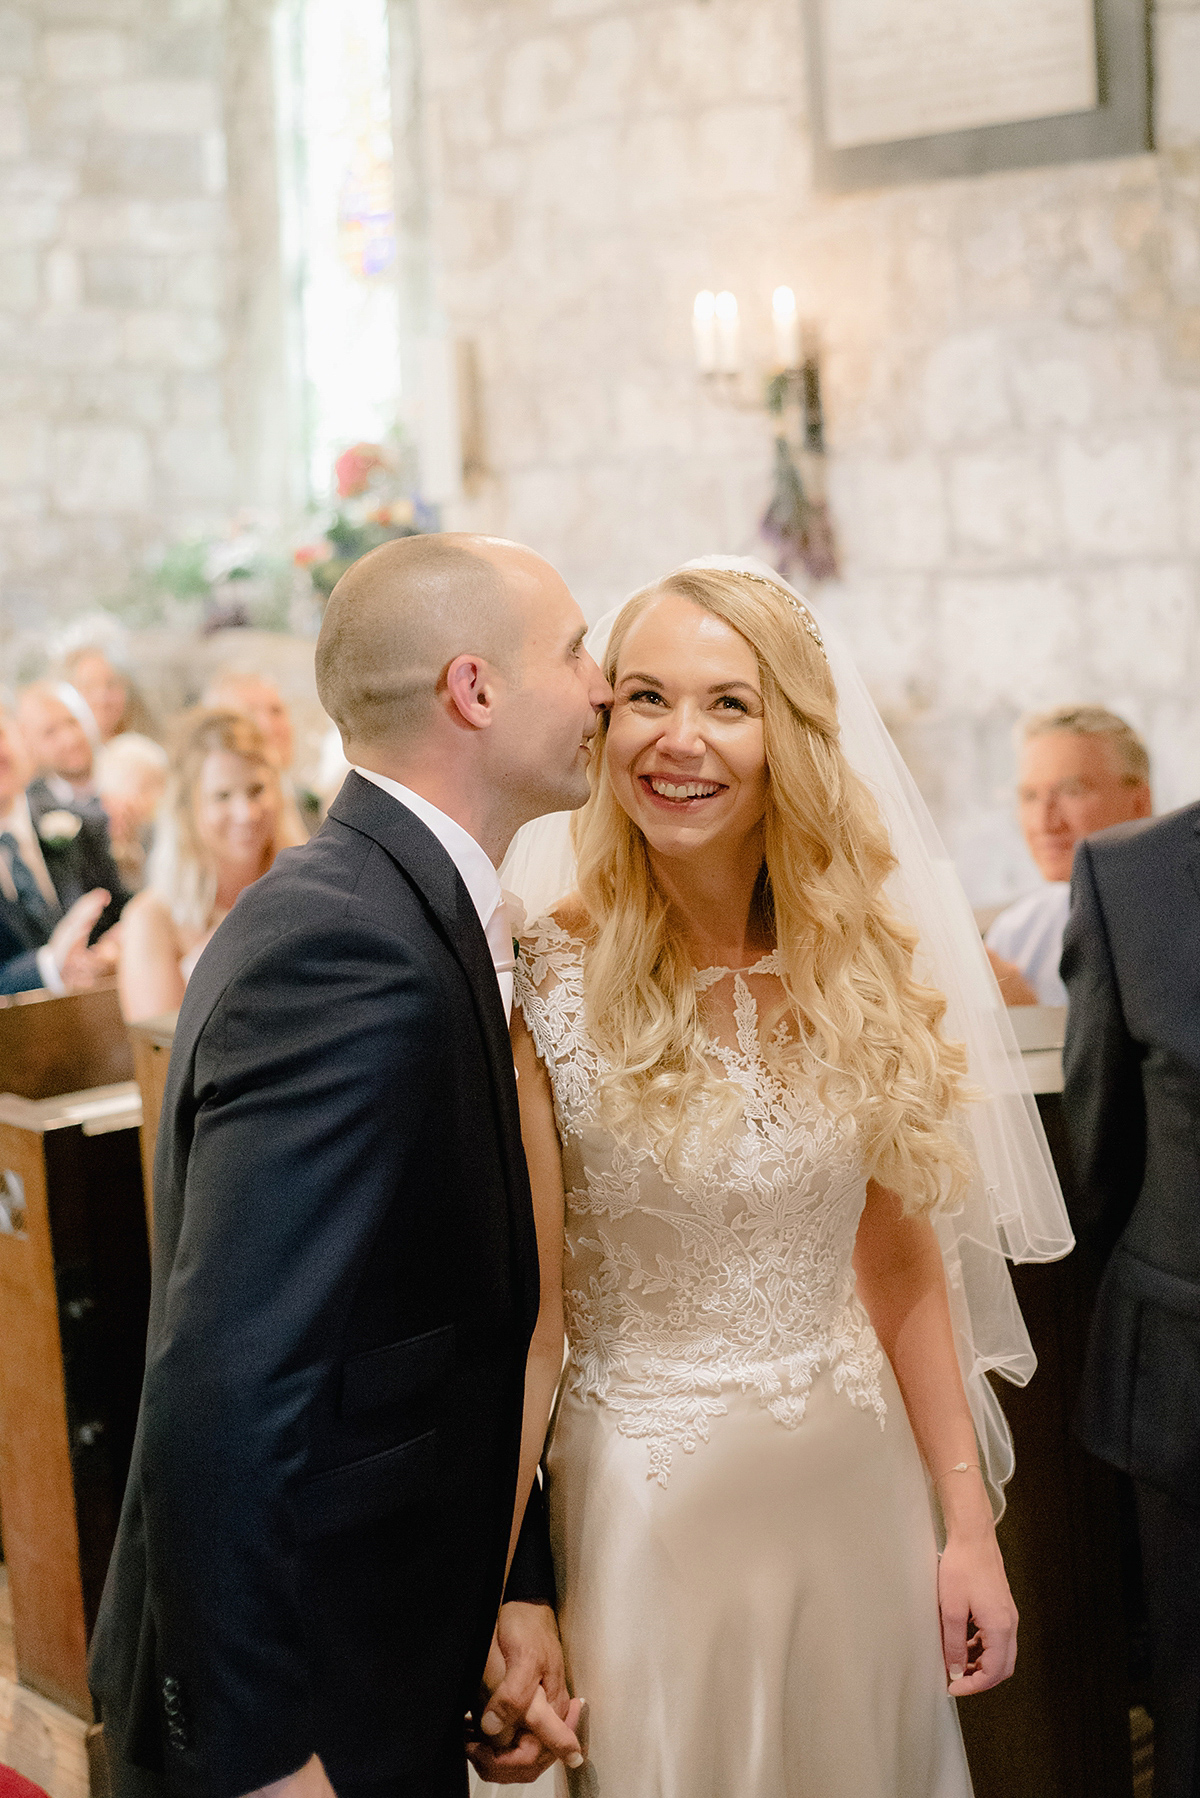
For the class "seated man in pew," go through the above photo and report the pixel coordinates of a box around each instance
[0,706,120,995]
[17,681,129,938]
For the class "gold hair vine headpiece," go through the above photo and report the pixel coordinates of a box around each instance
[732,570,826,656]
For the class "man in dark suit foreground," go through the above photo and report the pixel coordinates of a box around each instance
[0,705,118,994]
[90,535,610,1798]
[1061,800,1200,1798]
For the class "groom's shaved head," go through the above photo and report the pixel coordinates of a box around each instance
[316,533,526,749]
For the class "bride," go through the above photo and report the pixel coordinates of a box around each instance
[473,559,1070,1796]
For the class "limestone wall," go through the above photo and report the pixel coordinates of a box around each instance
[4,0,1199,899]
[0,0,281,635]
[422,0,1200,901]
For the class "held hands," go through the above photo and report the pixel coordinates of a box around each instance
[936,1477,1018,1696]
[466,1601,584,1784]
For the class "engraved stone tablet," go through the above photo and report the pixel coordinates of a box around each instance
[805,0,1150,191]
[822,0,1098,150]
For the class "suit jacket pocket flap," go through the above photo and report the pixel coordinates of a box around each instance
[292,1431,438,1541]
[339,1324,455,1419]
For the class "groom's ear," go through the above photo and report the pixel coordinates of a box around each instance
[443,652,501,732]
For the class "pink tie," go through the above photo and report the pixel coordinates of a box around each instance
[484,893,524,1025]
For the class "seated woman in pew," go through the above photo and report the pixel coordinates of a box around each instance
[118,710,285,1024]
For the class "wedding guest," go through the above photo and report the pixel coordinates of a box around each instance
[117,710,285,1023]
[0,706,117,995]
[986,706,1151,1005]
[63,646,155,743]
[202,669,312,844]
[1061,797,1200,1798]
[95,733,169,893]
[18,679,106,826]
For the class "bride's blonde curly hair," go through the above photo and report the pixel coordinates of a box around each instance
[571,565,972,1215]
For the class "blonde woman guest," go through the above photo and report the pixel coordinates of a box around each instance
[202,669,312,846]
[95,732,168,892]
[473,565,1018,1796]
[118,710,284,1023]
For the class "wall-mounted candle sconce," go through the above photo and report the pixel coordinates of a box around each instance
[691,287,825,446]
[693,290,742,375]
[692,285,837,580]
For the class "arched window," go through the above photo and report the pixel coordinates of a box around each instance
[273,0,402,505]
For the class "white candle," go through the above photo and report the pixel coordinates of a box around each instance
[693,291,717,373]
[772,286,799,368]
[714,290,740,374]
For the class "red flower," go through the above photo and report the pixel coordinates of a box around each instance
[334,442,387,498]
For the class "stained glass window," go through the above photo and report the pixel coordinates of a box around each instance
[274,0,401,504]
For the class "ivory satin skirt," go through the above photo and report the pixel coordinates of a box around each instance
[473,1359,972,1798]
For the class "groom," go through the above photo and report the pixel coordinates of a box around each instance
[90,535,609,1797]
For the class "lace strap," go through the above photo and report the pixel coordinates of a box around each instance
[513,914,587,1074]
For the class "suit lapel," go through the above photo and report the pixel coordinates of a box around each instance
[327,775,536,1300]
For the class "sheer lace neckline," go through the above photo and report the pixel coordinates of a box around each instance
[695,949,782,983]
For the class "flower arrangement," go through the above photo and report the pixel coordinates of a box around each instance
[105,441,435,636]
[111,516,293,634]
[293,440,436,599]
[760,366,839,584]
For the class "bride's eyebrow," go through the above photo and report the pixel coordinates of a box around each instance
[618,671,664,687]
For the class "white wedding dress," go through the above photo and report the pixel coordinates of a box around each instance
[476,915,972,1798]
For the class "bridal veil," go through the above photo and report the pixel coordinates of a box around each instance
[500,554,1074,1515]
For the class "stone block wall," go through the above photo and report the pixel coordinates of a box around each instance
[421,0,1200,902]
[0,0,280,638]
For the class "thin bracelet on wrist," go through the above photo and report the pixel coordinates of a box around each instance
[936,1460,981,1482]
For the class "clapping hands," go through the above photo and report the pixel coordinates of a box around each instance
[47,889,119,991]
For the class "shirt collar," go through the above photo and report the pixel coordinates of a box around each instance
[0,793,33,837]
[44,773,78,806]
[349,767,501,933]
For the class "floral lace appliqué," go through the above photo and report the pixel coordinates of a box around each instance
[516,917,886,1486]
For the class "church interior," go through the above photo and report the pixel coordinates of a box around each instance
[0,2,1197,1795]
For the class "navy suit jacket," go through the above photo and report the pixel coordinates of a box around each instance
[89,774,553,1798]
[1061,800,1200,1503]
[27,776,128,934]
[0,791,130,993]
[0,888,49,994]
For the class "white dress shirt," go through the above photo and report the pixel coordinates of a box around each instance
[43,771,96,809]
[985,881,1072,1007]
[350,768,516,1021]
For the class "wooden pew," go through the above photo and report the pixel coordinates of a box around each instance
[0,985,149,1722]
[126,1015,177,1241]
[957,1007,1136,1798]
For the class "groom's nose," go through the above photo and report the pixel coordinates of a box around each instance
[583,651,612,712]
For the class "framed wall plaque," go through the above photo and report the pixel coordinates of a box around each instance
[805,0,1151,191]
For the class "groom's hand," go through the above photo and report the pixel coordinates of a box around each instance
[467,1602,584,1781]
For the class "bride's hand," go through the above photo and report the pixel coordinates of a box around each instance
[467,1605,584,1782]
[937,1523,1018,1696]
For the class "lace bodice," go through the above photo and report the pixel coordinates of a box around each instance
[515,917,886,1484]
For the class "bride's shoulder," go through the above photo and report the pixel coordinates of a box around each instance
[517,893,591,979]
[550,892,593,941]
